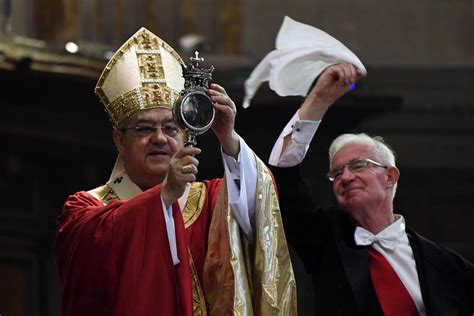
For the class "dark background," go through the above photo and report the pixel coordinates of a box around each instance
[1,60,473,315]
[1,0,473,312]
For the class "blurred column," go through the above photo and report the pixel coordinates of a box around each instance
[218,0,241,54]
[63,0,81,41]
[35,0,60,41]
[115,0,126,44]
[35,0,80,43]
[0,0,12,34]
[94,0,104,43]
[145,0,158,33]
[182,0,197,34]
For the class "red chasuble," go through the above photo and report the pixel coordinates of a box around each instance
[55,179,222,316]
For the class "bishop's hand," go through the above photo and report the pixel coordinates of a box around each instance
[207,83,240,159]
[161,138,201,207]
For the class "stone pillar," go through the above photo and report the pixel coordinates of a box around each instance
[218,0,241,54]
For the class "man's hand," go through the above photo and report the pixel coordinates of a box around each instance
[207,83,240,159]
[161,138,201,207]
[299,63,364,120]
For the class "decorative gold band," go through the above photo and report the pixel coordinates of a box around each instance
[107,85,179,127]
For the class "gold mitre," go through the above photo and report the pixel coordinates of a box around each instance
[95,28,185,127]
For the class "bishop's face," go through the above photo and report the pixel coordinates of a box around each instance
[113,108,185,190]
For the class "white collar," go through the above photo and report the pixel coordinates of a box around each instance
[107,170,190,211]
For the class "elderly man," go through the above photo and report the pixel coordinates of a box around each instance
[269,63,474,315]
[55,28,296,316]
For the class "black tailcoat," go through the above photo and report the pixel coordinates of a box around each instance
[269,165,473,316]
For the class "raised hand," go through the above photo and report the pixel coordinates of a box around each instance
[161,137,201,207]
[207,83,240,158]
[300,63,364,120]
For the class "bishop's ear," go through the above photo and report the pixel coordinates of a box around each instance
[386,166,400,188]
[112,129,125,155]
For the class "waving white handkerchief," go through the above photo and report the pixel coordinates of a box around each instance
[243,16,367,108]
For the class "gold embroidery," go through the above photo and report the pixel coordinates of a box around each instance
[87,185,119,205]
[183,182,207,229]
[183,182,208,314]
[203,157,297,315]
[94,28,184,127]
[107,85,178,127]
[189,250,207,316]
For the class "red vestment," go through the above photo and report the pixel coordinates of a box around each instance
[55,179,222,316]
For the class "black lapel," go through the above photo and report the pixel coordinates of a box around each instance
[334,211,383,315]
[407,228,432,315]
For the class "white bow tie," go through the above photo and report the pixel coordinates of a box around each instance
[354,226,403,251]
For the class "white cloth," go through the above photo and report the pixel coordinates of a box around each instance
[221,137,257,241]
[268,110,319,167]
[354,216,426,315]
[243,16,367,108]
[162,198,180,264]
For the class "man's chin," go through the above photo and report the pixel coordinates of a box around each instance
[147,153,170,163]
[338,195,365,210]
[145,163,168,177]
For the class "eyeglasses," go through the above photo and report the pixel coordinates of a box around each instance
[327,158,387,182]
[120,123,181,138]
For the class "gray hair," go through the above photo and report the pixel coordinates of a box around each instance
[328,133,398,199]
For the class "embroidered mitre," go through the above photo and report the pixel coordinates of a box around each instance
[95,28,185,127]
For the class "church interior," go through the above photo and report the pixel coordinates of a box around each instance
[0,0,473,315]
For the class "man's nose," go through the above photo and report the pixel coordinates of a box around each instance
[340,166,355,182]
[150,127,167,143]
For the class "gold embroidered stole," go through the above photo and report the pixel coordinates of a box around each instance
[88,185,119,205]
[203,157,297,315]
[183,182,208,315]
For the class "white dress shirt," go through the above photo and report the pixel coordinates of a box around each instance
[268,110,319,167]
[269,111,426,315]
[355,216,426,315]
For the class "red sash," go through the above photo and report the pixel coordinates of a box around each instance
[368,247,419,316]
